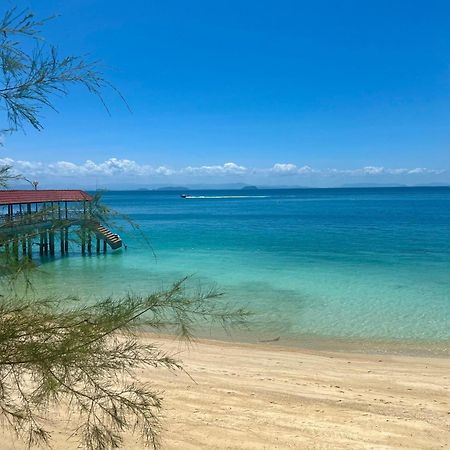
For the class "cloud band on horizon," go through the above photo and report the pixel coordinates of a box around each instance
[0,157,445,179]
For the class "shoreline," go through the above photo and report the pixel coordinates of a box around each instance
[5,333,449,449]
[110,333,450,449]
[149,327,450,358]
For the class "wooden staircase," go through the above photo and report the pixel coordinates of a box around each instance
[93,224,123,250]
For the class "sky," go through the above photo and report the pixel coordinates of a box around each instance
[2,0,450,188]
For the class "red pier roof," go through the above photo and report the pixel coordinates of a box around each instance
[0,190,93,205]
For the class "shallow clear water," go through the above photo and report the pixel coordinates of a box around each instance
[24,187,450,351]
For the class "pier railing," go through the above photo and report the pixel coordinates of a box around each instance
[0,200,122,256]
[0,207,92,228]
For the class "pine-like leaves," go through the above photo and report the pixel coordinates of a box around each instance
[0,8,125,133]
[0,280,249,449]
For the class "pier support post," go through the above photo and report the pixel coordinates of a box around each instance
[103,239,107,253]
[43,231,48,255]
[12,238,19,260]
[81,228,86,255]
[27,237,32,259]
[21,238,27,256]
[60,229,65,255]
[65,228,69,253]
[49,231,55,256]
[96,238,100,254]
[39,232,44,255]
[87,233,92,254]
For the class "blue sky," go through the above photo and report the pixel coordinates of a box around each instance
[2,0,450,187]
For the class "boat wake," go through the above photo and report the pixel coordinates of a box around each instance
[181,195,269,199]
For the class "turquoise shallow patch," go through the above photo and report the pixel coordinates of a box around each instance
[21,187,450,348]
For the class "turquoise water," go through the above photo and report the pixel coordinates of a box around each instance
[28,187,450,351]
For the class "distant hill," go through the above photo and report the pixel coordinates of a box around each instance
[414,183,450,187]
[241,185,258,190]
[156,186,190,191]
[340,183,450,189]
[339,183,407,188]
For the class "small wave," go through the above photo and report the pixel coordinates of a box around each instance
[183,195,269,199]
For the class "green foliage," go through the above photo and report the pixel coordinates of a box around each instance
[0,279,248,448]
[0,6,249,449]
[0,165,20,187]
[0,170,249,449]
[0,7,125,133]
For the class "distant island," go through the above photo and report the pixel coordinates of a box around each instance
[156,186,190,191]
[339,183,407,188]
[86,184,450,192]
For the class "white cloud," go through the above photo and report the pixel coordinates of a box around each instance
[348,166,442,176]
[0,157,14,167]
[154,166,175,176]
[0,157,446,183]
[271,163,298,174]
[272,163,297,173]
[298,165,315,174]
[324,166,442,176]
[69,158,151,176]
[406,167,444,175]
[182,162,248,175]
[361,166,385,175]
[270,163,316,175]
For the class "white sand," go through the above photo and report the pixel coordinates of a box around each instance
[3,336,450,449]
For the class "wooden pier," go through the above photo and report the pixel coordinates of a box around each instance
[0,190,122,260]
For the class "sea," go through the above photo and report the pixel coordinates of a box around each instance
[26,187,450,354]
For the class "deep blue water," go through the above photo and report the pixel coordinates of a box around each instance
[30,187,450,350]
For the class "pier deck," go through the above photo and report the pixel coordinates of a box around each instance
[0,189,122,258]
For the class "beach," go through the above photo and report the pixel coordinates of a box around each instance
[3,335,450,449]
[2,189,450,449]
[2,2,450,448]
